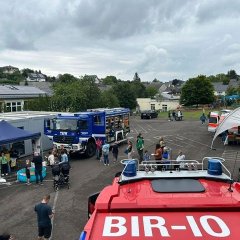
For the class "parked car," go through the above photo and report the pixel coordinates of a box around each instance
[141,110,158,119]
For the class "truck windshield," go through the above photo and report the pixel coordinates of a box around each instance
[209,117,217,124]
[52,119,78,131]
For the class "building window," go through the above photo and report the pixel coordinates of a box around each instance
[5,101,23,112]
[151,104,155,110]
[162,104,168,112]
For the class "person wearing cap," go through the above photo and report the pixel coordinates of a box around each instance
[32,152,43,185]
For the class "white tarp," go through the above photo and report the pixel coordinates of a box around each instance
[211,107,240,148]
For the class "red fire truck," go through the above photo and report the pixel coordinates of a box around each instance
[80,158,240,240]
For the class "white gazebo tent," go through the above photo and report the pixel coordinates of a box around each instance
[211,107,240,149]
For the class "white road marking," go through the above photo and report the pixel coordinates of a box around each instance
[175,136,184,141]
[50,190,59,240]
[178,135,210,147]
[165,141,184,148]
[135,124,148,133]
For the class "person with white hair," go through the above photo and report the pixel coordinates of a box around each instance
[175,150,186,170]
[32,151,43,185]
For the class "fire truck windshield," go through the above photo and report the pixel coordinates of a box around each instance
[52,119,78,131]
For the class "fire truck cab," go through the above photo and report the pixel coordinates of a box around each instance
[80,158,240,239]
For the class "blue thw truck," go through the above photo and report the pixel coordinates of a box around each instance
[44,108,130,157]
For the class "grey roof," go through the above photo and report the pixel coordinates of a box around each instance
[149,82,163,89]
[22,82,53,96]
[0,85,46,99]
[212,82,228,92]
[228,79,239,88]
[161,92,180,100]
[28,73,46,79]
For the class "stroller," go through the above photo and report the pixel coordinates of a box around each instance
[52,163,70,191]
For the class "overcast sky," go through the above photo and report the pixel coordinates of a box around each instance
[0,0,240,82]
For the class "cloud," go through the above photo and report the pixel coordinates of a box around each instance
[196,0,240,23]
[0,0,240,82]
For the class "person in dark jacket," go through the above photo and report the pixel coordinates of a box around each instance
[200,113,207,124]
[32,152,43,185]
[0,234,14,240]
[112,141,119,163]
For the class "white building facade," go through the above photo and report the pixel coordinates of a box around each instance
[137,98,180,112]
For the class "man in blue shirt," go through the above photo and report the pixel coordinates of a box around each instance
[34,195,54,240]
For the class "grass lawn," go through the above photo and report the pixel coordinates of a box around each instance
[158,109,211,121]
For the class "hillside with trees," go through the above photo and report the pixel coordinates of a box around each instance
[1,64,239,111]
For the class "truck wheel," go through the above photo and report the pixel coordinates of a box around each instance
[86,141,96,158]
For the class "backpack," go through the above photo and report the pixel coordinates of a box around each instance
[162,152,169,159]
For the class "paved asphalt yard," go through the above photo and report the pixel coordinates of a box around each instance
[1,117,240,239]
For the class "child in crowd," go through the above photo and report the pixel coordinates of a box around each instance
[25,159,31,185]
[162,147,170,170]
[143,150,150,161]
[126,140,133,159]
[1,152,8,176]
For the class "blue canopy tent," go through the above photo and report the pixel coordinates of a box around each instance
[223,95,240,101]
[0,120,41,145]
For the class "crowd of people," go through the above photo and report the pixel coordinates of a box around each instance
[0,147,18,176]
[168,110,183,121]
[22,146,70,186]
[94,133,186,170]
[1,135,187,239]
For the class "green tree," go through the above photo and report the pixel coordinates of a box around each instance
[146,86,158,98]
[21,68,34,78]
[7,71,24,82]
[24,95,52,111]
[227,69,238,80]
[57,73,78,83]
[112,81,137,109]
[216,73,229,85]
[180,75,214,106]
[81,75,101,109]
[102,76,118,85]
[206,75,218,82]
[52,81,88,111]
[130,81,146,98]
[99,89,119,107]
[226,86,238,96]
